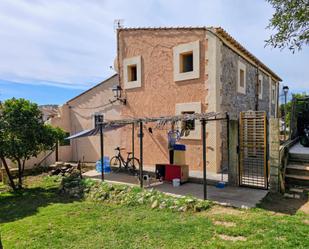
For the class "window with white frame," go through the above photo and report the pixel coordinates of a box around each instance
[237,61,246,94]
[271,81,276,104]
[94,114,104,128]
[173,40,200,82]
[123,56,142,89]
[258,74,263,100]
[175,102,201,140]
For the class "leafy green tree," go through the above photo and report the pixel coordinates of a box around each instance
[266,0,309,52]
[0,98,65,189]
[0,102,16,190]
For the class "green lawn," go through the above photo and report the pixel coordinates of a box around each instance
[0,176,308,249]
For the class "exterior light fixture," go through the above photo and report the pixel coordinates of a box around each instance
[283,85,289,94]
[110,85,126,105]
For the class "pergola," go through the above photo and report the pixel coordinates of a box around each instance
[67,112,228,200]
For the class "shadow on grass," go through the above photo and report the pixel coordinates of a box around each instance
[258,192,308,215]
[0,185,83,224]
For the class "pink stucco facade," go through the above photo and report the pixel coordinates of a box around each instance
[118,28,210,172]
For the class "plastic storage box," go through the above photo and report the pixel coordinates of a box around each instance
[96,156,111,174]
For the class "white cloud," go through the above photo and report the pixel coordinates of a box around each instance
[0,0,308,93]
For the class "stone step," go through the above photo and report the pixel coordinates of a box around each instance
[285,185,308,199]
[283,192,302,199]
[285,174,309,187]
[289,153,309,163]
[286,164,309,176]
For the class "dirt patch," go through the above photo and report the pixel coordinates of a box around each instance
[213,221,236,227]
[218,234,246,241]
[259,193,309,215]
[206,205,244,216]
[304,220,309,225]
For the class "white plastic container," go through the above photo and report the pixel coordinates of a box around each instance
[172,178,180,187]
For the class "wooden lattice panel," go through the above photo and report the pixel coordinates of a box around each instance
[239,111,268,189]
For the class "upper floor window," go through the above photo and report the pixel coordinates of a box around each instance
[237,61,246,94]
[258,74,263,100]
[271,81,276,104]
[94,114,104,128]
[173,40,200,82]
[180,52,193,73]
[128,64,137,82]
[123,56,142,89]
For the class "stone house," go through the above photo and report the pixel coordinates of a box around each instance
[116,27,281,174]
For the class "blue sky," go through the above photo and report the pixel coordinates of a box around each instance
[0,0,308,105]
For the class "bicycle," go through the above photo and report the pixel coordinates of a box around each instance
[110,147,140,174]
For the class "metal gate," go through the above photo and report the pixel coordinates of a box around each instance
[239,111,268,189]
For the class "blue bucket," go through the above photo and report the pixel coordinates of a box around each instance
[96,156,111,174]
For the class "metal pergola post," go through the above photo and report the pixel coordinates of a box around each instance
[132,123,135,161]
[139,121,143,188]
[100,124,104,181]
[201,119,207,200]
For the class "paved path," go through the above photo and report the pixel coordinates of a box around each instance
[83,170,267,208]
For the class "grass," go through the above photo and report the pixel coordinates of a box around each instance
[0,175,308,249]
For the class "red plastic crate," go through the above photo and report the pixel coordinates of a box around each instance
[165,164,181,182]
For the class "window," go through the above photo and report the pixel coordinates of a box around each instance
[271,81,276,104]
[240,69,245,87]
[173,40,200,81]
[237,61,246,94]
[175,102,201,140]
[128,64,137,82]
[258,74,263,100]
[180,52,193,73]
[94,114,104,128]
[60,132,70,146]
[123,56,142,89]
[181,111,195,130]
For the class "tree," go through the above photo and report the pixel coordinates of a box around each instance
[0,102,16,190]
[266,0,309,52]
[0,98,65,189]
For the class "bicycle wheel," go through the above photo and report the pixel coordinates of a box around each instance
[127,158,140,175]
[110,156,121,172]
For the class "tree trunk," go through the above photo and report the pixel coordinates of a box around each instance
[21,159,26,175]
[0,156,16,190]
[16,159,23,189]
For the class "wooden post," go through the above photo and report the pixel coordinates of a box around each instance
[201,119,207,200]
[139,121,143,188]
[100,124,104,181]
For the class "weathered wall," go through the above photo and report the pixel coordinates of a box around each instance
[220,45,272,118]
[68,74,121,162]
[118,29,210,171]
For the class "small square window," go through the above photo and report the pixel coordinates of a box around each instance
[239,69,245,87]
[123,56,141,89]
[181,111,195,130]
[128,64,137,82]
[180,52,193,73]
[94,114,104,128]
[173,40,200,81]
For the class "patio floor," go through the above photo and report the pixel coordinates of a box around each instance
[83,170,268,208]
